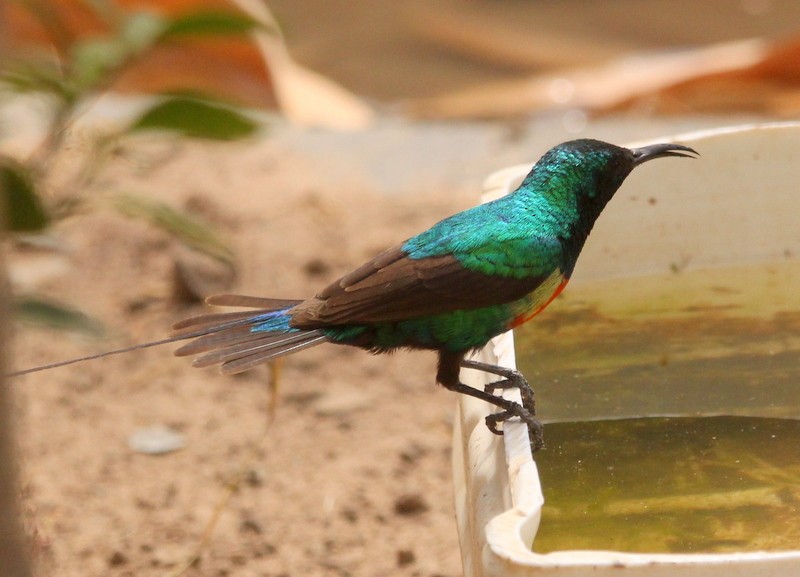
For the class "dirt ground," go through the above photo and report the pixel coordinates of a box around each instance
[9,134,479,577]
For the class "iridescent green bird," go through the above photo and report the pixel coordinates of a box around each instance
[11,139,698,449]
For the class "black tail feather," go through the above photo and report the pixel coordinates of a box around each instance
[173,325,269,357]
[219,334,329,374]
[191,330,326,368]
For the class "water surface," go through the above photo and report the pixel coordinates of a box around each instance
[515,261,800,553]
[533,416,800,554]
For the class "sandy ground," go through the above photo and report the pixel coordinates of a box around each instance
[9,133,481,577]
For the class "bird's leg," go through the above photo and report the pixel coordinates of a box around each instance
[437,352,544,451]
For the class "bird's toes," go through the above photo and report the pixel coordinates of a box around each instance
[484,378,537,416]
[485,412,508,435]
[485,402,545,452]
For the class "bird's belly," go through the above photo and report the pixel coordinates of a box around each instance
[508,270,568,329]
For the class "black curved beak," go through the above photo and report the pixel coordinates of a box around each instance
[631,143,699,166]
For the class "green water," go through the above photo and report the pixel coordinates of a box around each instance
[533,416,800,554]
[515,261,800,421]
[514,261,800,553]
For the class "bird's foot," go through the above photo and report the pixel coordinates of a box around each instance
[459,359,544,452]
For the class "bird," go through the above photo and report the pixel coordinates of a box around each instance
[9,139,698,450]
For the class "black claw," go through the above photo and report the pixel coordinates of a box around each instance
[528,420,545,452]
[485,413,506,435]
[484,401,545,451]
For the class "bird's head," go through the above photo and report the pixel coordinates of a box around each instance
[521,138,697,230]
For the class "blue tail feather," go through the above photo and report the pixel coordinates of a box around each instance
[173,303,328,373]
[251,309,298,333]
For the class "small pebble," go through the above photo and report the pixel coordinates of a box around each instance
[393,493,429,516]
[340,507,359,523]
[240,518,263,535]
[303,257,331,277]
[127,425,185,455]
[108,551,128,567]
[397,549,416,566]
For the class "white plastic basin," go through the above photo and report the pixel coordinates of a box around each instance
[453,123,800,577]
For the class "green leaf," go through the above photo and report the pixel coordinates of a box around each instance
[14,296,105,336]
[114,194,235,265]
[129,95,259,141]
[0,159,49,232]
[161,10,265,38]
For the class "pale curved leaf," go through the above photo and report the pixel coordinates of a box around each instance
[114,194,235,265]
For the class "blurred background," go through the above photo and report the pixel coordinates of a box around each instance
[8,0,800,126]
[2,1,799,577]
[7,0,800,193]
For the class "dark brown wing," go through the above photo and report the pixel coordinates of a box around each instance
[290,244,548,327]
